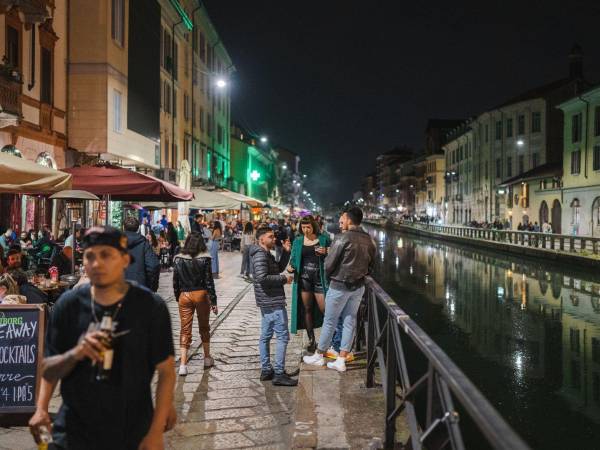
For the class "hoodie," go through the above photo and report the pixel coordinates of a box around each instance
[124,231,160,291]
[249,244,290,308]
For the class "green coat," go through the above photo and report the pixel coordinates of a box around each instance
[289,233,332,334]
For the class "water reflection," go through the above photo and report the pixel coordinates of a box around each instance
[368,227,600,449]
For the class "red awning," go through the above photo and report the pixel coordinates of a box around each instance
[62,165,194,202]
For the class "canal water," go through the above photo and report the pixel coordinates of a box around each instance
[367,226,600,450]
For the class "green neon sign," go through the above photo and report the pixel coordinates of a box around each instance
[169,0,193,31]
[250,170,261,182]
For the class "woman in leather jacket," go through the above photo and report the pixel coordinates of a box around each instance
[173,232,218,375]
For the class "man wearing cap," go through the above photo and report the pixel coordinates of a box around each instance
[29,226,176,450]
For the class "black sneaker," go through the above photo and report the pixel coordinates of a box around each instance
[260,369,274,381]
[272,373,298,386]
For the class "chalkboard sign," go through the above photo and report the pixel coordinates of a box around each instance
[0,305,45,415]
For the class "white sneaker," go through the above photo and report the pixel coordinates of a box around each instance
[327,357,347,372]
[178,364,188,376]
[303,352,325,366]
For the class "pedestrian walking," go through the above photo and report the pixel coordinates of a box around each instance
[240,221,255,280]
[28,226,176,450]
[287,216,331,353]
[166,222,179,263]
[303,207,376,372]
[209,221,222,278]
[173,232,218,375]
[123,217,160,291]
[250,226,297,386]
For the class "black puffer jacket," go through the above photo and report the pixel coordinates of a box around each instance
[124,231,160,291]
[250,245,290,308]
[172,253,217,305]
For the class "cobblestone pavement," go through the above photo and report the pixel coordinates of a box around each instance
[0,251,305,450]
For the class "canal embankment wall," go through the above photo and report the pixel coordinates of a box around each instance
[364,220,600,271]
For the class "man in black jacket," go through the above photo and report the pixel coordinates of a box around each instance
[123,217,160,291]
[250,226,296,386]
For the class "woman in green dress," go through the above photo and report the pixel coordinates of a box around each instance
[287,216,331,352]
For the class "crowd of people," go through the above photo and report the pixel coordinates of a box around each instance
[17,206,376,449]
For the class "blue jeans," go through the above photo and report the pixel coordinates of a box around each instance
[331,318,344,353]
[259,306,290,375]
[318,285,365,353]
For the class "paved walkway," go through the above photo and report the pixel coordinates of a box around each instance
[1,250,388,449]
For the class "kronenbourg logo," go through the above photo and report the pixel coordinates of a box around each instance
[0,311,24,325]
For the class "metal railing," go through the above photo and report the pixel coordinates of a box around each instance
[360,277,530,450]
[396,220,600,255]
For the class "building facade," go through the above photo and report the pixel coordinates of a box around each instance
[0,1,68,231]
[558,84,600,236]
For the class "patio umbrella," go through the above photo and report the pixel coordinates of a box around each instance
[62,165,194,202]
[0,152,72,194]
[189,188,241,210]
[217,189,265,207]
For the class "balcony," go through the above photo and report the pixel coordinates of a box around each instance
[0,71,21,119]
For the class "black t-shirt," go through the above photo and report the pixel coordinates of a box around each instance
[46,283,174,450]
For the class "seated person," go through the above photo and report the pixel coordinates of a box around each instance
[34,230,54,261]
[0,273,26,304]
[5,248,23,271]
[7,269,47,304]
[50,245,73,277]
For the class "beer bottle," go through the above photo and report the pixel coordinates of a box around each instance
[38,425,52,450]
[95,312,114,382]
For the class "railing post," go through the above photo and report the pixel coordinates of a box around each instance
[560,236,564,251]
[366,289,376,388]
[384,319,397,449]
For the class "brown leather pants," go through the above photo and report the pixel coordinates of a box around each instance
[178,290,211,348]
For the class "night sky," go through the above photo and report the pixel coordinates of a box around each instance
[204,1,600,206]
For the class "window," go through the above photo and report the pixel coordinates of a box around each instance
[532,153,538,168]
[593,338,600,364]
[207,113,212,136]
[6,25,19,68]
[163,81,171,114]
[217,125,223,145]
[532,112,541,133]
[173,41,178,80]
[162,28,171,71]
[594,145,600,171]
[183,93,189,121]
[192,100,196,126]
[595,106,600,137]
[199,107,205,131]
[173,89,177,118]
[571,198,581,225]
[495,121,503,140]
[506,118,513,137]
[40,47,52,104]
[571,150,581,174]
[518,155,524,174]
[517,115,525,135]
[484,124,489,143]
[199,32,206,62]
[113,90,122,132]
[111,0,125,46]
[506,157,512,177]
[572,113,582,143]
[495,158,501,179]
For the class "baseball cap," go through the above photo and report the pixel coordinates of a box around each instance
[81,226,133,261]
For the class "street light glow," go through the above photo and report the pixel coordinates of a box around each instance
[260,136,268,143]
[216,79,227,88]
[517,139,524,146]
[282,164,287,170]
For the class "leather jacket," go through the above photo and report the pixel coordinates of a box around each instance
[325,227,376,287]
[173,253,217,304]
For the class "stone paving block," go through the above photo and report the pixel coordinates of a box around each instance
[204,396,262,410]
[173,419,246,437]
[242,428,285,446]
[189,406,259,421]
[166,432,255,450]
[239,413,292,430]
[206,387,262,399]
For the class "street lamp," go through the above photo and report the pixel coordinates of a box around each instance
[215,78,227,89]
[260,136,268,143]
[281,163,287,170]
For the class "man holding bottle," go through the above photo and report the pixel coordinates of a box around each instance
[29,226,176,450]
